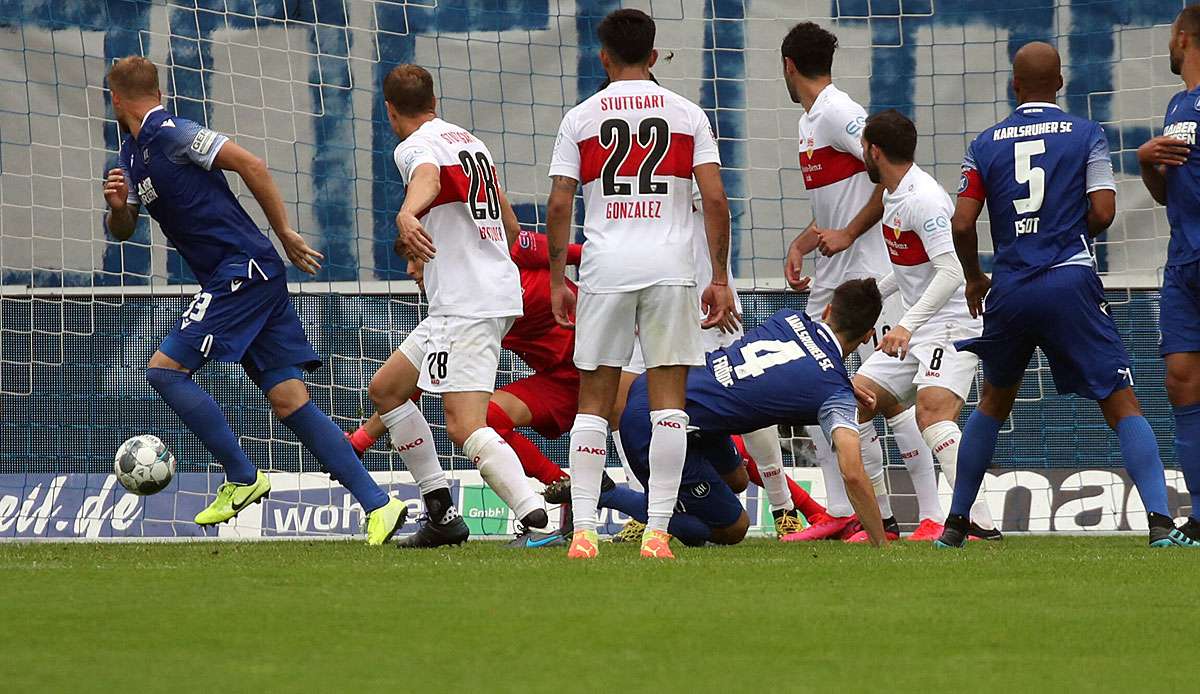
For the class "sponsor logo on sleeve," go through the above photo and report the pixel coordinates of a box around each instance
[190,128,218,155]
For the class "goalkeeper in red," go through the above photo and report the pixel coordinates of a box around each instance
[942,42,1175,547]
[101,57,406,544]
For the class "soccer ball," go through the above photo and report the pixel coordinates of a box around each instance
[114,435,176,495]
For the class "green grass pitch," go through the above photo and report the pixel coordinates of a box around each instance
[0,536,1194,692]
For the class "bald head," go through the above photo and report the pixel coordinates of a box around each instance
[1011,42,1063,103]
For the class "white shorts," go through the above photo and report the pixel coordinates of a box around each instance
[856,320,981,406]
[574,285,704,371]
[398,315,514,393]
[625,321,744,375]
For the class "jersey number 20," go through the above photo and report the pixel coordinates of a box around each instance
[599,117,670,197]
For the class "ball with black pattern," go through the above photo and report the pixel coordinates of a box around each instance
[114,435,176,495]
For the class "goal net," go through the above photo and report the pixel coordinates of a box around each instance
[0,0,1190,539]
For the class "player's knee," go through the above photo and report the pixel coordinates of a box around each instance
[722,466,749,494]
[486,400,515,436]
[145,366,186,393]
[367,373,399,411]
[710,512,750,545]
[1166,360,1200,405]
[266,380,309,419]
[444,415,485,448]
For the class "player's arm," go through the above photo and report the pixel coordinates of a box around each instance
[546,174,578,328]
[394,162,440,262]
[497,186,521,251]
[878,252,963,359]
[820,392,886,546]
[1086,190,1116,237]
[694,161,739,333]
[816,184,885,256]
[784,221,818,292]
[1137,134,1190,205]
[102,166,139,241]
[213,141,322,274]
[509,230,583,269]
[952,147,990,319]
[1078,127,1119,237]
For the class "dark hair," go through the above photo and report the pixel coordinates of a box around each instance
[780,22,838,78]
[1180,6,1200,41]
[384,64,435,116]
[863,109,917,164]
[597,9,656,65]
[107,56,159,98]
[827,278,883,340]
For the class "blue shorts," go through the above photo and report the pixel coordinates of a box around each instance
[1161,259,1200,356]
[618,378,745,529]
[956,265,1131,401]
[159,273,320,376]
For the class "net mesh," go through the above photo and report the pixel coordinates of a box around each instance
[0,0,1190,538]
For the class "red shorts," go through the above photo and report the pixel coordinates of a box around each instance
[500,361,580,440]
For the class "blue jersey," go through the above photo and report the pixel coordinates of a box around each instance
[959,103,1115,286]
[684,309,858,441]
[1162,87,1200,266]
[118,107,284,285]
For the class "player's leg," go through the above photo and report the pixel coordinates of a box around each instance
[738,435,829,529]
[488,390,566,485]
[642,363,690,552]
[914,384,996,541]
[347,390,421,456]
[1096,387,1175,546]
[1160,260,1200,545]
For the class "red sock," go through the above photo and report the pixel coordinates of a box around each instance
[487,401,566,485]
[740,439,827,523]
[349,426,377,455]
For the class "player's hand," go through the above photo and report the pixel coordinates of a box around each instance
[816,227,853,257]
[396,211,436,262]
[877,325,911,359]
[1137,136,1191,167]
[407,258,426,293]
[964,274,991,319]
[701,283,741,333]
[853,380,877,411]
[551,282,576,329]
[103,168,129,211]
[278,228,323,275]
[784,238,812,292]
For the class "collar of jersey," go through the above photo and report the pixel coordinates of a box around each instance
[814,321,843,359]
[140,105,165,129]
[810,82,839,114]
[1016,101,1060,112]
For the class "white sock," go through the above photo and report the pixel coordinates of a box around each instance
[379,401,447,496]
[808,424,852,517]
[922,419,994,529]
[568,414,609,532]
[612,430,645,493]
[742,426,792,512]
[859,421,892,519]
[646,409,688,533]
[888,408,944,522]
[464,426,544,525]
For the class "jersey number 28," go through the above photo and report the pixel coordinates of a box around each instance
[458,151,500,221]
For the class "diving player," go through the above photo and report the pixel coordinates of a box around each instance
[846,110,999,543]
[1137,6,1200,546]
[548,280,891,550]
[779,22,945,540]
[943,41,1176,547]
[101,56,407,544]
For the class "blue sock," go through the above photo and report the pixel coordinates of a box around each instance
[1115,416,1170,517]
[1175,403,1200,520]
[949,411,1002,518]
[146,368,256,484]
[598,485,711,546]
[281,401,389,513]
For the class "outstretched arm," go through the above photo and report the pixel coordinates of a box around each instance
[214,141,323,275]
[832,427,886,546]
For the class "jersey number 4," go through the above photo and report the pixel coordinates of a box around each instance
[599,117,670,196]
[733,340,807,379]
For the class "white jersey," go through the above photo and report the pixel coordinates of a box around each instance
[549,80,722,293]
[880,164,973,331]
[394,118,522,319]
[798,84,891,289]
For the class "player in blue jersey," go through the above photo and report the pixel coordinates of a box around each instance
[942,42,1176,548]
[101,57,406,544]
[545,280,889,548]
[1137,6,1200,547]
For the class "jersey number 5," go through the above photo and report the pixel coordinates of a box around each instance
[599,118,670,197]
[1013,139,1046,215]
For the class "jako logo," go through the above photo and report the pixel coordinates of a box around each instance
[395,438,424,452]
[576,446,605,455]
[933,439,956,454]
[657,420,683,429]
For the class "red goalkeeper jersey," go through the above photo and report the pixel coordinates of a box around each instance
[503,231,582,373]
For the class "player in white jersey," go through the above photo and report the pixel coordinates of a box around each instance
[367,65,552,548]
[847,110,998,540]
[778,23,946,541]
[546,9,737,560]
